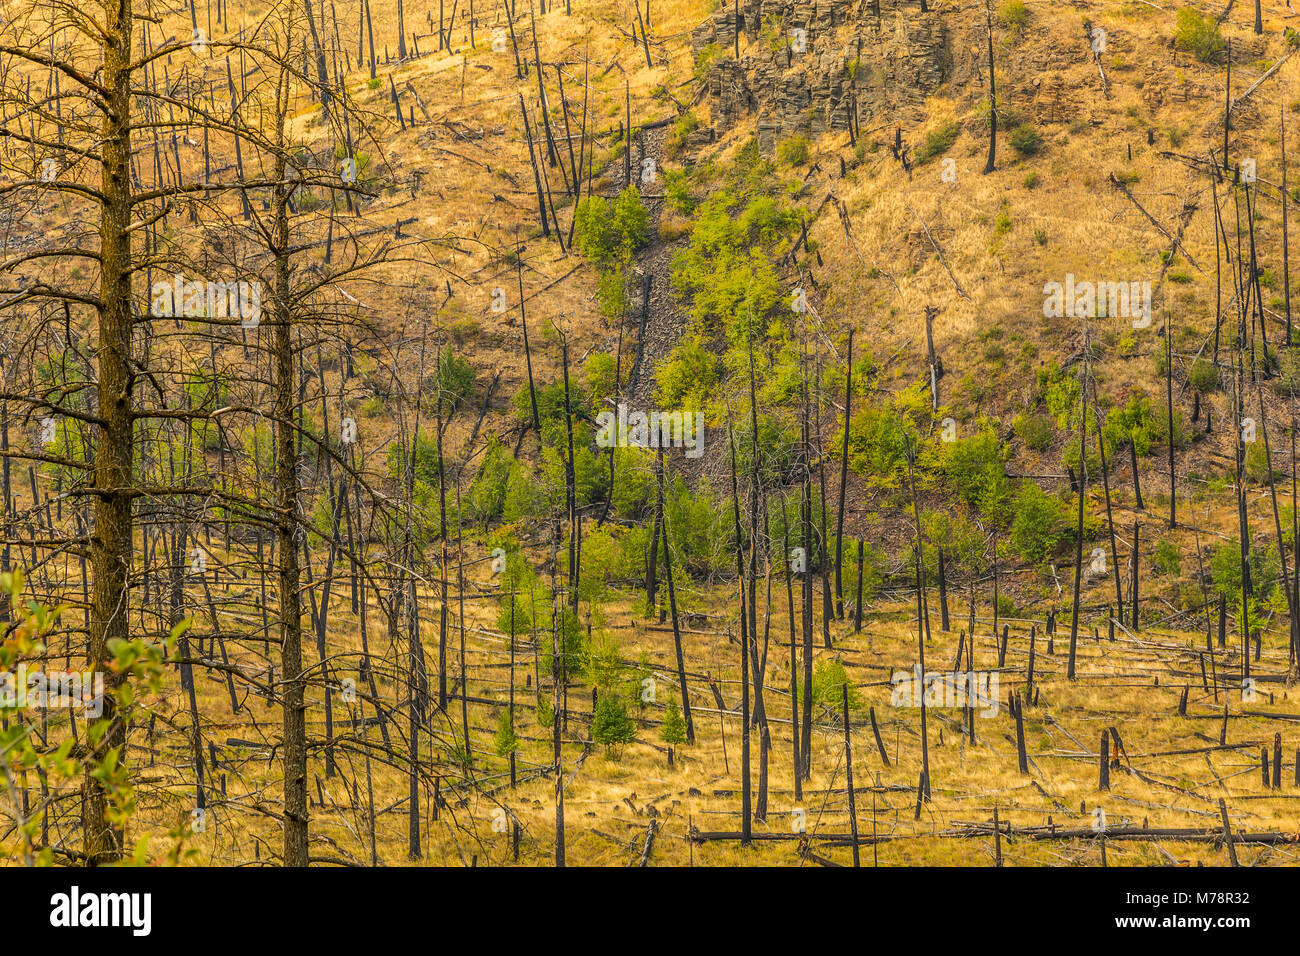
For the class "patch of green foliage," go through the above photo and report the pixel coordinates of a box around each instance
[574,186,650,265]
[1174,7,1226,62]
[660,697,687,744]
[1008,482,1069,565]
[800,658,862,719]
[671,190,800,343]
[934,424,1012,522]
[592,689,637,756]
[777,133,810,166]
[1008,123,1043,155]
[914,122,959,164]
[999,0,1028,34]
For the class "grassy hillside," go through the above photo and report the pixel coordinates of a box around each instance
[4,0,1300,868]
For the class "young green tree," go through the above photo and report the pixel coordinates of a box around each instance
[592,691,637,756]
[660,697,687,745]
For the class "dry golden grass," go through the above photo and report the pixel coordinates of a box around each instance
[81,544,1300,867]
[9,0,1300,867]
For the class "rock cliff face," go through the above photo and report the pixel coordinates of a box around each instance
[690,2,1282,154]
[691,0,953,152]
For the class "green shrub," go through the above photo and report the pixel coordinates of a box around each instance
[1210,538,1279,619]
[502,459,553,524]
[656,332,718,409]
[583,351,619,411]
[465,437,513,527]
[841,539,885,605]
[573,186,650,264]
[541,605,587,680]
[1008,123,1043,155]
[536,692,555,728]
[592,689,637,756]
[923,511,987,579]
[512,379,588,447]
[1189,358,1219,393]
[662,474,731,577]
[914,122,960,164]
[670,186,799,342]
[777,132,810,166]
[1008,482,1068,565]
[660,697,687,745]
[595,265,631,319]
[1037,362,1082,429]
[693,42,723,84]
[999,0,1028,34]
[436,346,476,407]
[844,406,914,490]
[664,168,696,215]
[1014,411,1054,451]
[667,112,700,156]
[609,447,657,519]
[386,430,441,485]
[493,709,518,758]
[496,548,550,631]
[1154,537,1182,576]
[1174,7,1226,62]
[1103,393,1162,457]
[583,630,626,691]
[1245,441,1276,484]
[733,412,800,487]
[938,425,1012,522]
[1062,416,1104,478]
[801,658,861,719]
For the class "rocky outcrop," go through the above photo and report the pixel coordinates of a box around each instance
[692,0,951,152]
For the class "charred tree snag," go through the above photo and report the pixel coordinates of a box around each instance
[659,451,694,743]
[1131,520,1140,631]
[1012,693,1028,775]
[1089,392,1124,626]
[519,96,550,237]
[855,539,865,632]
[1068,350,1089,680]
[79,0,140,867]
[937,547,950,631]
[560,330,579,611]
[843,685,860,867]
[906,447,931,801]
[982,0,997,175]
[727,424,751,845]
[784,511,802,800]
[1166,321,1177,527]
[834,330,853,619]
[1224,40,1232,170]
[1284,109,1293,347]
[272,152,307,867]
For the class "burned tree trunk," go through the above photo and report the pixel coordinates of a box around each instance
[834,329,853,618]
[271,150,308,867]
[1067,354,1089,680]
[981,0,997,175]
[659,451,694,743]
[83,0,138,866]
